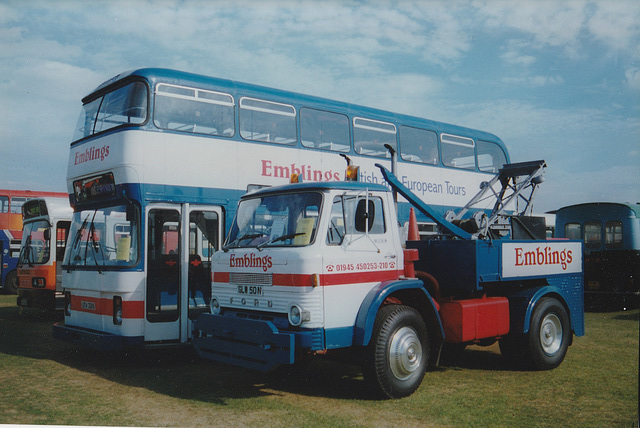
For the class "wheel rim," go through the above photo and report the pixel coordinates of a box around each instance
[389,326,423,380]
[539,313,563,355]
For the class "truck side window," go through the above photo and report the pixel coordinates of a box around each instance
[326,196,346,245]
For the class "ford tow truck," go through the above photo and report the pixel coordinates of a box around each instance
[193,159,584,398]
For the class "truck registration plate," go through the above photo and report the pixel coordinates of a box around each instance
[237,285,263,295]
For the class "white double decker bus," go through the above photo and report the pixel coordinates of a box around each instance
[54,68,509,349]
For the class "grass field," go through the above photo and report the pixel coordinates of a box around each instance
[0,294,638,427]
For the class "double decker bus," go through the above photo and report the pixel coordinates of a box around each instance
[555,202,640,309]
[1,190,67,294]
[54,68,510,350]
[17,198,72,312]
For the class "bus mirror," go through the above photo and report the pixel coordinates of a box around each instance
[44,229,51,241]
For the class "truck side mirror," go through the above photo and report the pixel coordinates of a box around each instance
[355,199,375,232]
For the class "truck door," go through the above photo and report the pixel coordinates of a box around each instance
[323,194,398,343]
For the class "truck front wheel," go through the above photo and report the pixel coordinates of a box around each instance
[364,305,429,399]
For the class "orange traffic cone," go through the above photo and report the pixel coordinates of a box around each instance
[407,207,419,241]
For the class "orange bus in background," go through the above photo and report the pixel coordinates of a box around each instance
[1,190,67,294]
[16,197,72,311]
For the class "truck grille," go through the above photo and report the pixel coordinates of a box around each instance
[229,272,273,286]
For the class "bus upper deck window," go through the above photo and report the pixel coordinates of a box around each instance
[94,82,147,134]
[477,140,507,173]
[240,97,297,145]
[441,133,476,170]
[399,125,438,165]
[300,108,350,152]
[353,117,396,158]
[154,84,235,137]
[74,81,148,141]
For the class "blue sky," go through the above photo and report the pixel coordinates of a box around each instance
[0,0,638,213]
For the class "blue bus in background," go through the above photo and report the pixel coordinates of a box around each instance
[555,202,640,310]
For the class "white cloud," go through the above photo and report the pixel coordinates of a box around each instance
[475,0,587,52]
[625,68,640,90]
[587,1,640,51]
[501,75,564,87]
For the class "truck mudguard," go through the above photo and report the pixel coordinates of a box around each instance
[353,278,444,347]
[507,280,584,336]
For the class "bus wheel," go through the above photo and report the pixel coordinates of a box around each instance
[364,305,429,399]
[526,297,570,370]
[4,271,19,294]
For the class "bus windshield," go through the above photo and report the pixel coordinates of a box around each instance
[19,220,51,265]
[64,204,140,269]
[73,81,148,142]
[224,192,322,250]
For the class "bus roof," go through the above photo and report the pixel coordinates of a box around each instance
[0,189,67,199]
[556,202,640,220]
[87,67,504,145]
[22,197,73,221]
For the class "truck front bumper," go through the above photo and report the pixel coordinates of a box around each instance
[193,313,298,372]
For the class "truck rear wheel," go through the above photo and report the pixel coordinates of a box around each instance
[527,297,570,370]
[501,297,570,370]
[364,304,429,398]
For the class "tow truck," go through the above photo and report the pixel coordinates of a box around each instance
[193,156,584,398]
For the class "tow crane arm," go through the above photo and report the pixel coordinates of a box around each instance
[376,159,547,240]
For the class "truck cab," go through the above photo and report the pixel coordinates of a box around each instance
[194,177,442,396]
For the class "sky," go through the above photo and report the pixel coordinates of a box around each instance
[0,0,638,213]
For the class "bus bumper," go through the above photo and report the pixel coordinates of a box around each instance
[17,289,63,311]
[53,323,144,351]
[192,313,296,372]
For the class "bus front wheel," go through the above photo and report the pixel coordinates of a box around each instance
[4,271,18,294]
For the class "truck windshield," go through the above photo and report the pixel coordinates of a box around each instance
[225,192,322,249]
[64,204,139,269]
[18,220,51,265]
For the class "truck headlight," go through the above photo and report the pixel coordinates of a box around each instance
[288,304,310,326]
[210,297,221,315]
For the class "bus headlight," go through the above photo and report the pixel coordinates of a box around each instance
[210,297,221,315]
[113,296,123,325]
[288,304,310,326]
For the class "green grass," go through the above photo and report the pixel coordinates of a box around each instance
[0,294,637,427]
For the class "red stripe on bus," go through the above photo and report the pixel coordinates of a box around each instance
[70,295,144,319]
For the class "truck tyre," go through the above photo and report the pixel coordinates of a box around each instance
[364,304,429,399]
[525,297,570,370]
[4,270,19,294]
